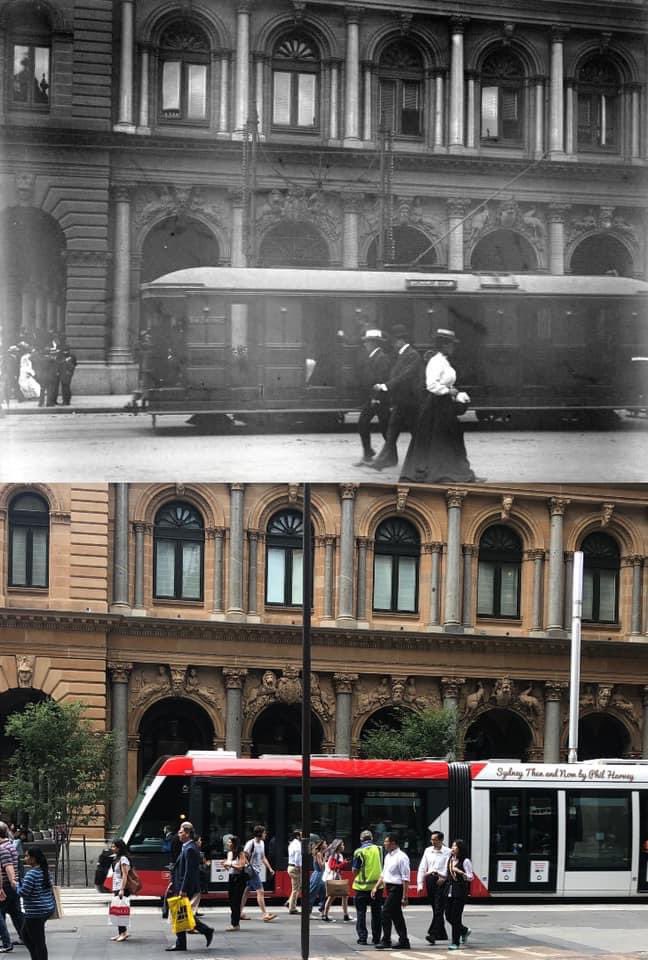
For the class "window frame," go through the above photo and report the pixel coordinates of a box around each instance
[8,492,50,589]
[477,524,523,620]
[576,56,620,153]
[377,40,424,139]
[271,33,320,132]
[8,5,52,113]
[479,51,525,145]
[581,532,619,625]
[153,501,205,602]
[372,517,420,614]
[265,508,309,608]
[158,21,210,126]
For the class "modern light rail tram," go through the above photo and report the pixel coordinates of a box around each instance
[117,754,648,900]
[138,268,648,424]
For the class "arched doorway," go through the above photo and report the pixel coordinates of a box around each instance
[464,709,532,761]
[141,217,220,282]
[0,688,48,811]
[0,207,66,345]
[138,697,214,779]
[258,222,329,268]
[570,235,633,277]
[578,714,630,760]
[366,225,438,270]
[250,703,323,756]
[471,230,537,272]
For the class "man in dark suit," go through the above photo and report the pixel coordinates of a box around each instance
[354,329,392,466]
[166,821,214,951]
[369,324,424,470]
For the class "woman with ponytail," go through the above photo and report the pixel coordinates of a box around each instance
[13,846,55,960]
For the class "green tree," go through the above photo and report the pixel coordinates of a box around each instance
[1,699,112,882]
[360,707,458,760]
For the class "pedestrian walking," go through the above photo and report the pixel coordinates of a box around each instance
[371,833,411,950]
[368,324,424,471]
[445,839,473,951]
[286,829,302,914]
[11,847,54,960]
[308,839,326,915]
[351,829,383,945]
[240,825,276,922]
[321,838,350,922]
[109,838,131,942]
[417,828,450,944]
[353,330,392,466]
[0,821,24,952]
[56,338,77,406]
[223,835,247,931]
[399,328,477,483]
[165,821,214,952]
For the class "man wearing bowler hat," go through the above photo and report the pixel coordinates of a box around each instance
[369,324,424,471]
[354,329,392,466]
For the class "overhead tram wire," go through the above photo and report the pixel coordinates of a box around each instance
[301,483,312,960]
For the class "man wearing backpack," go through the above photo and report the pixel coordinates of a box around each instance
[352,829,383,946]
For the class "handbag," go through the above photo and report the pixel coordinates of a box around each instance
[325,878,349,898]
[125,865,142,896]
[167,894,196,934]
[51,885,64,919]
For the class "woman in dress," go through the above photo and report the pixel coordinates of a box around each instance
[13,846,55,960]
[399,328,476,484]
[223,835,247,931]
[444,839,474,951]
[321,838,350,922]
[109,838,131,942]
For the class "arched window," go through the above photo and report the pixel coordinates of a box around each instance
[480,50,525,142]
[373,518,420,613]
[153,501,204,600]
[272,33,319,130]
[477,525,522,618]
[582,532,619,623]
[9,492,49,588]
[577,56,620,151]
[266,509,304,606]
[159,20,210,123]
[378,40,424,137]
[8,2,51,110]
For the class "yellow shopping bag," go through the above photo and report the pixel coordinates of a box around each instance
[167,895,196,934]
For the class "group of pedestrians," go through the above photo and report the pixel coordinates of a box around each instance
[1,329,76,406]
[353,324,477,484]
[0,820,56,960]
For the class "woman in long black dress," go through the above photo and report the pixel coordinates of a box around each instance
[399,328,476,483]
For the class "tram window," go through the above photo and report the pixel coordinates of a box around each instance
[243,791,273,846]
[205,790,235,858]
[492,795,523,855]
[360,791,424,859]
[286,791,352,845]
[566,792,631,871]
[527,795,555,857]
[128,776,191,853]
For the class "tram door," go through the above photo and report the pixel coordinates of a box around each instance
[489,790,557,892]
[639,793,648,893]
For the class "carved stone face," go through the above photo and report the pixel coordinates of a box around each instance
[598,686,612,708]
[262,671,276,690]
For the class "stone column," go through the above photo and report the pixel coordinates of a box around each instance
[356,538,369,621]
[565,79,575,156]
[229,189,247,268]
[433,70,445,149]
[115,0,136,132]
[46,299,56,332]
[334,673,358,755]
[219,51,232,133]
[337,484,356,623]
[112,483,130,611]
[543,681,565,762]
[233,0,251,134]
[34,291,46,329]
[548,203,569,276]
[110,185,134,365]
[443,489,466,630]
[210,528,225,617]
[137,44,151,132]
[643,686,648,759]
[465,71,476,149]
[21,286,35,333]
[108,662,133,828]
[534,77,545,157]
[223,668,247,755]
[447,198,467,271]
[425,543,442,628]
[630,85,641,160]
[441,676,465,712]
[133,521,146,612]
[247,530,259,615]
[528,549,545,633]
[342,193,362,268]
[322,535,336,621]
[362,60,373,141]
[227,483,245,619]
[547,497,569,635]
[563,551,573,630]
[343,7,362,144]
[630,556,644,635]
[253,53,265,138]
[448,17,468,150]
[462,545,475,629]
[328,59,341,140]
[549,27,567,156]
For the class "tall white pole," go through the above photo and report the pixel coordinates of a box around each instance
[567,550,584,763]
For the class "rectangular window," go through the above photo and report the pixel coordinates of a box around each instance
[492,793,523,855]
[582,568,594,620]
[206,790,236,858]
[501,88,519,139]
[181,541,201,599]
[477,561,495,616]
[291,548,303,605]
[396,556,417,612]
[297,73,316,126]
[566,792,631,871]
[598,569,617,622]
[500,563,519,617]
[187,64,207,119]
[266,547,286,603]
[30,528,48,587]
[162,61,181,114]
[287,791,352,844]
[373,554,393,610]
[11,527,28,585]
[360,790,425,859]
[379,79,396,132]
[401,81,421,135]
[481,85,499,138]
[273,71,291,125]
[155,539,176,597]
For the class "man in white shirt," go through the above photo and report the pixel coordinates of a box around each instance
[371,833,411,950]
[417,828,450,944]
[286,829,302,914]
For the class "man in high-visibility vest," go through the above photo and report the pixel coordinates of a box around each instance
[351,829,383,945]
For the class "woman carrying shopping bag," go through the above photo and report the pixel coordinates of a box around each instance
[321,839,350,922]
[13,847,55,960]
[109,839,132,942]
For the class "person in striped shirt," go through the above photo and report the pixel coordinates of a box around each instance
[13,847,55,960]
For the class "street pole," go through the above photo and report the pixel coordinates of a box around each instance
[567,550,584,763]
[301,483,312,960]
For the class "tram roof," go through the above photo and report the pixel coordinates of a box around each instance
[157,754,454,780]
[142,267,648,297]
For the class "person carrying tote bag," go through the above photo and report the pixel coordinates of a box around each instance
[12,846,55,960]
[108,839,132,942]
[321,839,350,922]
